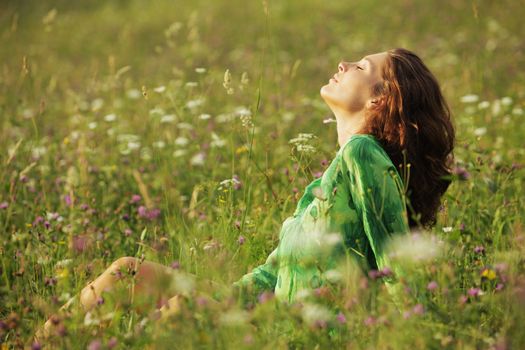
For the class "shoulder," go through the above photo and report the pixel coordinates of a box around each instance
[340,134,387,164]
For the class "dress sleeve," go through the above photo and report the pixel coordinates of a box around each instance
[340,137,412,311]
[231,246,279,305]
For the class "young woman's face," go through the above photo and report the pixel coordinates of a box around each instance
[320,51,389,114]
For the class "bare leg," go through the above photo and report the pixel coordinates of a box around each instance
[36,257,197,340]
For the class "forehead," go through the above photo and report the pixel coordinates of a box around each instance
[363,52,388,61]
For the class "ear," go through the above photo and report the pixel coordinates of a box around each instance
[367,96,384,109]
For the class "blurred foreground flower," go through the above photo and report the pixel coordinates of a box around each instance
[385,230,447,263]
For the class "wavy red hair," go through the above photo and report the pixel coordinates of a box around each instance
[358,48,456,229]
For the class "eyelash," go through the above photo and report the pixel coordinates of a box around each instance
[356,66,364,70]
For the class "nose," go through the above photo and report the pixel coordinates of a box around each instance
[338,61,348,72]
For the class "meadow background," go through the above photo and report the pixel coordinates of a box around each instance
[1,0,525,348]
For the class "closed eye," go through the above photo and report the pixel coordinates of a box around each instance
[356,66,364,70]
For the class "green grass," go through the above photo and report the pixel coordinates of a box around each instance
[1,0,524,348]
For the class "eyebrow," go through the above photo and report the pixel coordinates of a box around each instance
[362,57,373,69]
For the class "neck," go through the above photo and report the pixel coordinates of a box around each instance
[332,107,366,148]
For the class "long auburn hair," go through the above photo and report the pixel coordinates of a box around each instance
[358,48,456,229]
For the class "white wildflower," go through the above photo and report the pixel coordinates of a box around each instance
[501,96,513,106]
[31,146,47,159]
[91,98,104,111]
[140,147,151,160]
[223,69,234,94]
[149,106,165,117]
[460,94,479,103]
[116,134,140,143]
[190,152,205,166]
[385,230,446,263]
[126,89,141,99]
[301,302,332,326]
[177,122,194,130]
[195,67,206,74]
[186,97,205,110]
[477,101,490,110]
[127,141,141,150]
[442,226,453,233]
[492,99,502,115]
[160,114,176,123]
[474,127,487,136]
[103,113,117,122]
[174,136,189,146]
[210,132,226,148]
[216,113,234,123]
[153,85,166,93]
[152,141,166,149]
[218,309,250,327]
[173,149,187,158]
[88,122,97,130]
[185,81,198,88]
[512,107,523,115]
[199,113,211,120]
[169,271,196,297]
[282,112,295,122]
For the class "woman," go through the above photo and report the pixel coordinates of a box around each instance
[37,48,455,339]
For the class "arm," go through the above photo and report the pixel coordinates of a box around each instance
[341,137,412,311]
[231,246,279,305]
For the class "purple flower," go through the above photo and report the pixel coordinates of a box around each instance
[31,341,42,350]
[459,223,466,231]
[63,194,72,207]
[232,174,242,190]
[473,245,485,254]
[336,311,347,324]
[124,228,132,237]
[468,287,481,297]
[80,203,89,211]
[495,283,504,292]
[453,166,470,181]
[137,205,148,217]
[130,194,142,204]
[380,267,393,278]
[238,235,246,245]
[313,171,323,178]
[402,310,412,319]
[107,337,118,349]
[44,221,50,229]
[33,216,44,226]
[170,261,180,270]
[0,201,8,209]
[364,316,376,327]
[257,291,274,304]
[412,303,425,315]
[427,280,439,292]
[87,339,102,350]
[368,269,381,280]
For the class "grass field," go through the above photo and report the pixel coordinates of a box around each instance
[1,0,525,348]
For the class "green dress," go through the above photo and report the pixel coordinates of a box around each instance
[232,134,411,310]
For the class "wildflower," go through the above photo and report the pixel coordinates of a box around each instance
[301,302,332,327]
[474,127,487,137]
[195,67,206,74]
[452,166,470,180]
[185,81,198,88]
[160,114,176,123]
[460,94,479,103]
[126,89,141,99]
[0,201,8,209]
[336,311,347,324]
[258,291,274,304]
[31,341,42,350]
[107,337,118,349]
[170,261,180,270]
[199,113,211,120]
[124,228,132,237]
[500,96,513,106]
[154,86,166,93]
[323,117,337,124]
[473,245,485,254]
[63,194,72,207]
[238,235,245,245]
[87,339,102,350]
[130,194,141,204]
[478,101,490,109]
[412,303,425,315]
[364,315,376,327]
[481,267,497,280]
[103,113,117,122]
[137,206,161,220]
[223,69,234,94]
[190,152,206,166]
[402,310,412,319]
[427,280,438,292]
[495,283,504,291]
[467,287,483,297]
